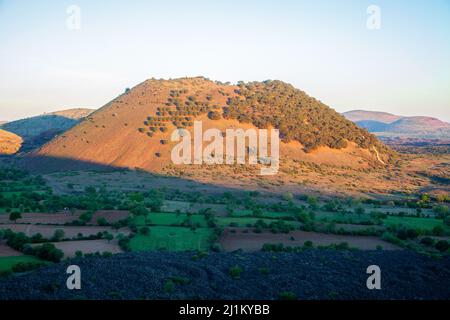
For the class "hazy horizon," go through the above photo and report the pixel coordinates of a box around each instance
[1,0,449,122]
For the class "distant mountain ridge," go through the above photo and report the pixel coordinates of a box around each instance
[0,108,94,152]
[342,110,402,124]
[342,110,450,139]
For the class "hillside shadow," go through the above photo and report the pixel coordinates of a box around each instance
[17,154,285,198]
[0,115,81,152]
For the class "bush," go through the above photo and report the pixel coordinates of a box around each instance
[9,211,21,222]
[52,229,65,242]
[229,265,243,279]
[381,231,402,246]
[33,243,64,262]
[12,261,46,273]
[140,226,150,235]
[420,237,435,246]
[444,215,450,227]
[163,279,175,293]
[304,240,313,248]
[97,217,109,226]
[282,192,293,201]
[396,227,418,240]
[432,225,445,236]
[207,111,221,120]
[278,291,297,300]
[435,240,449,252]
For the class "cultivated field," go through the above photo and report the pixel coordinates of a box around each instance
[31,240,123,258]
[220,228,400,251]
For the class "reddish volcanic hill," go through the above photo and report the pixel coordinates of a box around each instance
[0,129,22,155]
[22,77,394,174]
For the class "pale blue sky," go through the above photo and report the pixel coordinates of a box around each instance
[0,0,449,121]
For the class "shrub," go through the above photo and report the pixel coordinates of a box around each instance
[52,229,65,241]
[420,237,434,246]
[435,240,449,252]
[33,243,64,263]
[140,226,150,235]
[229,265,243,279]
[278,291,297,300]
[12,261,46,273]
[444,215,450,227]
[282,192,293,201]
[303,240,313,248]
[9,211,21,223]
[163,279,175,293]
[207,111,221,120]
[97,217,108,226]
[432,225,445,236]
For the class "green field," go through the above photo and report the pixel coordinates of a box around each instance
[216,216,300,228]
[315,212,375,224]
[231,209,295,219]
[0,255,45,273]
[129,226,213,251]
[384,216,446,232]
[133,212,208,227]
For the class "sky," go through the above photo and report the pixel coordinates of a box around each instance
[0,0,449,122]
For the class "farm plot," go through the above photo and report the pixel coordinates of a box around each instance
[232,209,296,219]
[220,228,401,251]
[216,217,301,228]
[161,200,228,216]
[0,255,45,273]
[0,210,130,225]
[0,212,82,225]
[383,216,447,233]
[129,226,213,252]
[133,213,207,227]
[0,224,129,238]
[32,240,123,258]
[90,210,130,224]
[314,211,375,225]
[0,241,22,257]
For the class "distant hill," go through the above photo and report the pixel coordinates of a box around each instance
[22,77,393,174]
[342,110,450,139]
[342,110,402,124]
[0,108,94,152]
[0,129,22,155]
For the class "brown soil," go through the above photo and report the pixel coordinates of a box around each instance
[219,228,401,251]
[0,210,130,225]
[0,241,22,257]
[0,224,129,238]
[31,239,123,258]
